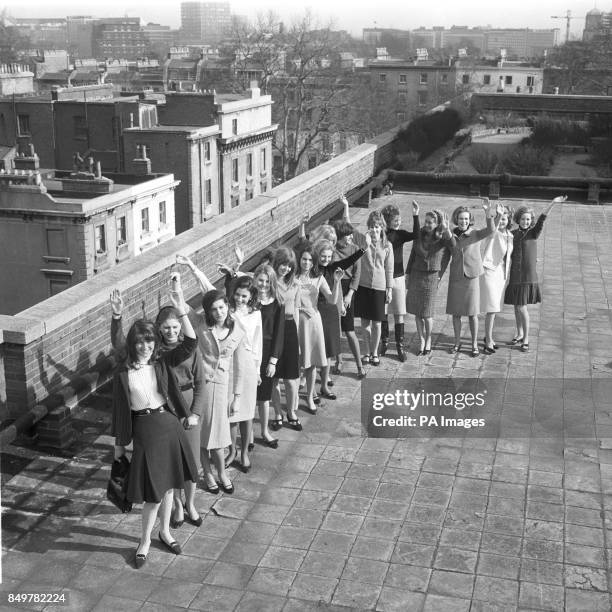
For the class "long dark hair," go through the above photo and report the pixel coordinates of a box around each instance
[273,246,297,284]
[201,289,233,329]
[296,243,320,278]
[125,319,159,367]
[229,275,257,311]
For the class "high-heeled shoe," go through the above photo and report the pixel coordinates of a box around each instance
[159,532,182,555]
[510,336,523,345]
[170,508,184,529]
[183,504,203,527]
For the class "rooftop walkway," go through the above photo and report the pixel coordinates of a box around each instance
[2,195,612,611]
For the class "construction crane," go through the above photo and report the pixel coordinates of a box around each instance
[551,9,577,43]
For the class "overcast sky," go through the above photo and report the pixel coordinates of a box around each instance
[4,1,596,38]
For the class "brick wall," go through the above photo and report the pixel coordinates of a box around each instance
[0,123,402,420]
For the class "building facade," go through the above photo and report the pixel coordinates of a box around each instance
[93,18,147,60]
[180,2,231,45]
[455,60,544,95]
[0,149,178,315]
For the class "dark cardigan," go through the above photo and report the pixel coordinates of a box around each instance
[508,214,547,286]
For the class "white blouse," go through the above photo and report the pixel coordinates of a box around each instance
[127,365,166,411]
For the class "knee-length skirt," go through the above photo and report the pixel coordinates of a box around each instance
[504,282,542,306]
[480,266,506,313]
[298,310,327,368]
[319,301,341,357]
[387,276,407,316]
[354,286,386,322]
[229,351,257,423]
[200,380,231,450]
[446,274,481,317]
[128,410,198,504]
[406,270,440,318]
[275,318,300,380]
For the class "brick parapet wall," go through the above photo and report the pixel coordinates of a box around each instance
[0,124,402,420]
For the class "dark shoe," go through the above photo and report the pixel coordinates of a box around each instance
[204,478,220,494]
[239,464,251,474]
[287,417,303,431]
[159,532,182,555]
[483,345,495,355]
[328,379,334,387]
[362,354,371,365]
[269,418,283,431]
[357,370,366,380]
[424,349,432,355]
[263,437,279,448]
[396,343,406,362]
[224,455,236,470]
[183,505,203,527]
[471,348,480,357]
[219,480,234,494]
[521,343,530,352]
[247,443,254,452]
[320,391,336,400]
[417,350,425,356]
[510,336,523,345]
[370,355,380,366]
[450,344,461,354]
[312,394,321,405]
[134,553,147,569]
[380,340,388,356]
[170,510,184,529]
[331,363,342,375]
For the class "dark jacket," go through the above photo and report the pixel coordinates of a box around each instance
[406,232,452,276]
[387,215,420,277]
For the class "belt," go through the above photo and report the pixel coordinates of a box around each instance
[133,405,167,416]
[179,382,193,392]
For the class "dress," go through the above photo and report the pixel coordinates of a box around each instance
[197,324,246,450]
[230,310,262,422]
[480,230,513,313]
[405,231,452,318]
[111,336,199,504]
[275,279,300,380]
[504,214,547,306]
[297,275,328,368]
[257,299,284,401]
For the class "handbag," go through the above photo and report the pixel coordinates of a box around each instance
[106,455,132,513]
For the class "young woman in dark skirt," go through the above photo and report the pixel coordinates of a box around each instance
[111,275,198,569]
[504,196,566,352]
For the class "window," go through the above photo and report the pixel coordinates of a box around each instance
[418,91,428,106]
[441,73,448,84]
[46,228,66,256]
[204,141,211,161]
[231,118,238,135]
[420,73,428,85]
[398,93,407,104]
[379,73,387,82]
[339,133,347,153]
[260,181,267,193]
[17,114,30,135]
[505,76,513,85]
[483,74,491,85]
[247,153,253,177]
[205,179,212,204]
[141,207,149,233]
[73,116,88,140]
[94,224,106,253]
[397,112,406,121]
[231,194,239,207]
[526,76,535,87]
[232,158,238,182]
[305,108,312,122]
[117,216,127,245]
[308,154,317,169]
[399,74,407,84]
[261,148,266,171]
[246,189,253,201]
[159,201,166,225]
[462,74,470,85]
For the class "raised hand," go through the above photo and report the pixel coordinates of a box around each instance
[364,232,373,248]
[217,262,234,275]
[481,197,491,213]
[169,273,186,311]
[439,211,449,231]
[412,200,419,215]
[234,246,244,265]
[110,289,123,317]
[176,254,193,268]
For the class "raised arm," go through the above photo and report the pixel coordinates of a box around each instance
[176,254,215,295]
[533,195,566,238]
[109,289,127,355]
[341,194,350,223]
[164,274,198,367]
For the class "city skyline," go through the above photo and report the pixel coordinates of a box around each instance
[3,0,595,38]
